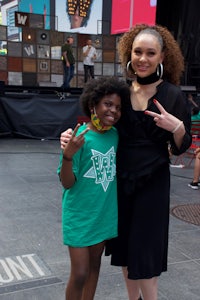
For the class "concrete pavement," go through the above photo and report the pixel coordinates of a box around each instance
[0,137,200,300]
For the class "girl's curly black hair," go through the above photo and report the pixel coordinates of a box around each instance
[80,77,130,118]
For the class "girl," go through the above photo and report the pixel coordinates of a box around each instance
[57,77,129,300]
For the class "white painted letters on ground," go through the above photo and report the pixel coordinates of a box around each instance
[0,254,51,285]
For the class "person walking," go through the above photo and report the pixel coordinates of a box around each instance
[83,39,97,83]
[57,77,130,300]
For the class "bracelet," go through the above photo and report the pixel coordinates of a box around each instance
[172,121,183,134]
[63,155,72,161]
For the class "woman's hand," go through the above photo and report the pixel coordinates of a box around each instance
[145,99,184,133]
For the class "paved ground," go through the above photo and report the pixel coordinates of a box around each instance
[0,137,200,300]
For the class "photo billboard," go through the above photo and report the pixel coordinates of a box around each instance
[56,0,103,34]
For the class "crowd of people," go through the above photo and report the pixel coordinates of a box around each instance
[57,23,199,300]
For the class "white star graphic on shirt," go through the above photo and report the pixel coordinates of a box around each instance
[83,147,116,192]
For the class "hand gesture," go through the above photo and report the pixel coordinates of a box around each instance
[63,124,89,160]
[60,128,73,149]
[145,99,183,133]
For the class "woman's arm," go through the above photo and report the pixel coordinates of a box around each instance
[145,99,186,148]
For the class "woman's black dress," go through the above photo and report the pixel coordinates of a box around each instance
[106,81,192,280]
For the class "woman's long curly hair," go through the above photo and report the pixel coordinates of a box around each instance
[118,24,184,85]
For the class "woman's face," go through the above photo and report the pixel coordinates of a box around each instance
[131,33,164,78]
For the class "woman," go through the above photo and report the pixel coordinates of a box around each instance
[60,24,192,300]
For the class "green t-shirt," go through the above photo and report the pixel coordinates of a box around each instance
[61,43,75,65]
[57,124,118,247]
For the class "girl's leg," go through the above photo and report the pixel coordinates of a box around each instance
[122,267,141,300]
[66,247,90,300]
[82,241,105,300]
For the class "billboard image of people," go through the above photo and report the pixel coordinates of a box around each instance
[111,0,157,34]
[56,0,103,34]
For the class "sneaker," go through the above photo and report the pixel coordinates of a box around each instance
[198,181,200,186]
[188,182,199,189]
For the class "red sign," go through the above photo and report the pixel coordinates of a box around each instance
[111,0,157,34]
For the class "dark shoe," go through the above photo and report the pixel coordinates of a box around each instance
[188,182,199,190]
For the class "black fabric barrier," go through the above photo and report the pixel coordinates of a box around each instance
[0,94,83,139]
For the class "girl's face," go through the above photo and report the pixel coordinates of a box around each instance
[131,33,164,78]
[94,94,121,128]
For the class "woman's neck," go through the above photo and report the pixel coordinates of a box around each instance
[136,70,161,85]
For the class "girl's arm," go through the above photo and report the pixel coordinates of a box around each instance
[60,154,75,189]
[60,124,89,189]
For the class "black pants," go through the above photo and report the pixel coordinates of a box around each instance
[84,64,94,83]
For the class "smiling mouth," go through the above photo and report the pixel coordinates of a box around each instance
[137,65,148,71]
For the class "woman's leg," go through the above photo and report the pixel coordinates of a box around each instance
[122,267,141,300]
[82,241,105,300]
[65,247,90,300]
[139,277,158,300]
[122,267,158,300]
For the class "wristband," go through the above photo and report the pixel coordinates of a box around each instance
[63,155,72,161]
[172,121,183,134]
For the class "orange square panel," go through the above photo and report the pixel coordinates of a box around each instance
[23,58,37,72]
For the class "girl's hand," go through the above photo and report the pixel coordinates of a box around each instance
[145,99,184,133]
[60,128,73,150]
[62,124,89,159]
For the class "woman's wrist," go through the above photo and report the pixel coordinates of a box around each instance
[172,121,183,134]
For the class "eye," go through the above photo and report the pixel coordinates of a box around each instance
[116,105,121,112]
[147,51,156,56]
[134,49,142,55]
[104,101,112,107]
